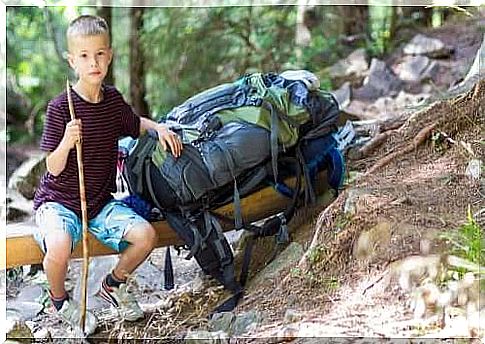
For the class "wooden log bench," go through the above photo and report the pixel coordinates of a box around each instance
[5,173,330,270]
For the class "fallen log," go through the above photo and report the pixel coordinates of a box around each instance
[5,172,330,269]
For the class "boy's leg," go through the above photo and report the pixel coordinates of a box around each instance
[35,202,82,300]
[90,199,157,321]
[34,202,98,335]
[113,221,157,280]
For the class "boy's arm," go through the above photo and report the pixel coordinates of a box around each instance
[46,119,82,176]
[139,117,183,158]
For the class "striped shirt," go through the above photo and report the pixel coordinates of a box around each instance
[34,85,141,220]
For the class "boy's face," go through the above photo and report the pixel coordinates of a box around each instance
[67,34,112,86]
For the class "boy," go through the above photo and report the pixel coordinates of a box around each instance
[33,15,183,335]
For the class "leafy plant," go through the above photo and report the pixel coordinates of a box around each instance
[308,244,328,265]
[440,206,484,269]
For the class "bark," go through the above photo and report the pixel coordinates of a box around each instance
[295,0,312,47]
[295,0,314,64]
[388,6,397,48]
[43,7,64,65]
[97,5,114,85]
[129,7,150,117]
[338,5,369,38]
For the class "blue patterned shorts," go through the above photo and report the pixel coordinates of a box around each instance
[34,199,150,253]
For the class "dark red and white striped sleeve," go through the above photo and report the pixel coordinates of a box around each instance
[119,99,141,139]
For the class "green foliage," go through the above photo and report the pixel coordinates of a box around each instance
[7,6,74,143]
[431,131,451,154]
[308,244,328,265]
[111,7,131,99]
[7,5,448,142]
[291,265,340,290]
[441,206,484,269]
[141,6,297,118]
[367,4,395,57]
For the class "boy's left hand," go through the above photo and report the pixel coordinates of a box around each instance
[156,124,183,158]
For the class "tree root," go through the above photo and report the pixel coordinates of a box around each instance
[296,191,347,272]
[365,121,438,175]
[350,130,397,160]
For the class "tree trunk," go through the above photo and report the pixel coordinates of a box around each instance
[129,7,149,117]
[43,7,65,65]
[339,5,369,38]
[387,6,397,52]
[97,5,114,85]
[295,0,313,65]
[423,7,433,27]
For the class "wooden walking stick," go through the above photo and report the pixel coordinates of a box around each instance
[66,80,90,332]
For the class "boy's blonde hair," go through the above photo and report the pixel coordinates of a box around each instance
[67,15,110,49]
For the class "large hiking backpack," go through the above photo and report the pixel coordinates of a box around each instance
[118,71,346,312]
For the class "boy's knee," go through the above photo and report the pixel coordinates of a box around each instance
[43,242,71,265]
[127,223,157,249]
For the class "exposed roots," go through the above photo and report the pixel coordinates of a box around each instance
[365,122,438,175]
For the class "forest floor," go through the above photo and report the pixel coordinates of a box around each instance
[236,78,484,342]
[5,17,484,343]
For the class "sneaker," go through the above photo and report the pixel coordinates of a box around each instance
[99,282,144,321]
[57,299,98,336]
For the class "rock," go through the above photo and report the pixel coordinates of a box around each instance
[6,266,25,291]
[454,36,485,91]
[6,146,29,181]
[353,59,403,101]
[8,153,46,200]
[344,188,371,215]
[353,221,391,261]
[344,90,429,121]
[284,309,303,324]
[6,207,30,222]
[184,330,229,344]
[7,301,44,321]
[232,310,262,336]
[327,48,369,86]
[342,99,372,120]
[133,259,164,293]
[331,81,351,110]
[6,189,34,221]
[393,55,439,82]
[16,284,45,304]
[394,90,429,107]
[210,312,235,333]
[465,159,481,180]
[209,310,262,336]
[403,34,452,58]
[250,242,304,287]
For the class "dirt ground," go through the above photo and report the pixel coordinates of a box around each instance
[230,82,483,341]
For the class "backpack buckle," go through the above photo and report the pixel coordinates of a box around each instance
[276,213,289,244]
[332,120,355,151]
